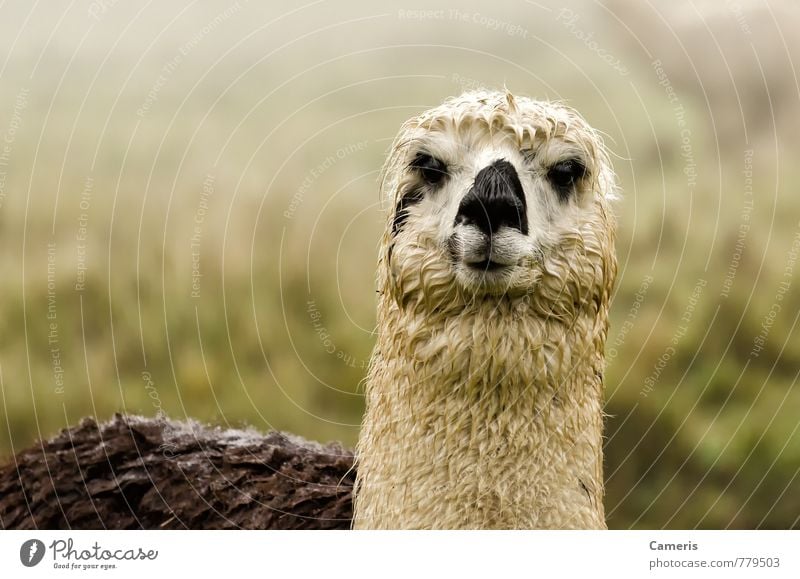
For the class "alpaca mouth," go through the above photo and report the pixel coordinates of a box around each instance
[449,234,519,273]
[465,259,511,272]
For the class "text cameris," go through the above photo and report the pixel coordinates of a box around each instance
[650,540,699,551]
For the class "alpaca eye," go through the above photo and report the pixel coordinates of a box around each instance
[548,159,586,199]
[410,152,448,186]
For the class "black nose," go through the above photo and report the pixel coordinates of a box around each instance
[455,159,528,236]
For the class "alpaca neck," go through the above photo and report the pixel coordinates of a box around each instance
[354,297,608,529]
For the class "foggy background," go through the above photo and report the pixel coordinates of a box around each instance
[0,0,798,528]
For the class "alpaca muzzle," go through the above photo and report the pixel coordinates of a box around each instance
[452,159,528,271]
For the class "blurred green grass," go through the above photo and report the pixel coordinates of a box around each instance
[0,0,798,528]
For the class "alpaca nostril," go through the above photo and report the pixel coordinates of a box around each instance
[455,159,528,236]
[456,195,526,236]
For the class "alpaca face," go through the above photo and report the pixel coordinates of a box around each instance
[384,90,615,306]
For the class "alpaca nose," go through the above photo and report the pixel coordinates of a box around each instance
[455,159,528,236]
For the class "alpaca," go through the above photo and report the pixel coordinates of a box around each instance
[353,90,617,529]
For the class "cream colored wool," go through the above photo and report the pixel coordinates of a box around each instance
[353,90,617,529]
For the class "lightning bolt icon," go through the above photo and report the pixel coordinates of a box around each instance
[28,542,38,563]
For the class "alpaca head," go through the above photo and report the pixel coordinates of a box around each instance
[381,90,616,316]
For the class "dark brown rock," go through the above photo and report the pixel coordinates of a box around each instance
[0,414,355,529]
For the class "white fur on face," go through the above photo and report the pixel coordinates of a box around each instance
[384,91,613,300]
